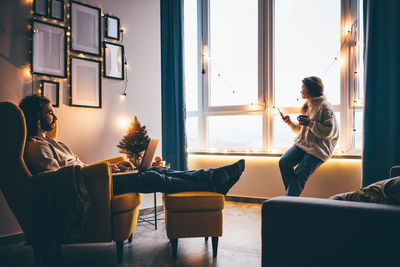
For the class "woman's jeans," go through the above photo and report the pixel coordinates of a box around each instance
[113,167,216,194]
[279,145,323,196]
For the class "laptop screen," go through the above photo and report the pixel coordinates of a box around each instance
[138,138,159,172]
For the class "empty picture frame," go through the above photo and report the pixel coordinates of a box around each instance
[104,15,120,40]
[70,1,101,56]
[104,42,124,80]
[33,0,47,17]
[41,80,60,107]
[70,57,101,108]
[50,0,64,21]
[31,20,66,78]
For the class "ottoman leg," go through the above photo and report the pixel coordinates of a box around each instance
[212,237,219,257]
[170,238,178,258]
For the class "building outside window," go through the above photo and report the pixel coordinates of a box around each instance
[184,0,363,156]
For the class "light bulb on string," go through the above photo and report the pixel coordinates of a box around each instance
[249,103,257,110]
[202,45,210,74]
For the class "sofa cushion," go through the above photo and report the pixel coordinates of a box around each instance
[330,176,400,204]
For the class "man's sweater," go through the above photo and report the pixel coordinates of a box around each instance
[288,95,338,161]
[24,136,85,175]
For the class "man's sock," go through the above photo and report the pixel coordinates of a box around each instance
[212,159,245,195]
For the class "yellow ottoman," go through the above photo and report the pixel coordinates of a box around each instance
[163,191,225,258]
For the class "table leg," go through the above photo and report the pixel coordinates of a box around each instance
[154,192,157,230]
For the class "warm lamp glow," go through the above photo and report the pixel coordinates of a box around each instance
[25,0,33,4]
[117,116,129,129]
[24,67,31,77]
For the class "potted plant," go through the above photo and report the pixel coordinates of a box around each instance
[117,116,150,168]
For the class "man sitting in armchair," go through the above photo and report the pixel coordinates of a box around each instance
[20,94,245,195]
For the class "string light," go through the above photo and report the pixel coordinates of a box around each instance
[121,30,128,97]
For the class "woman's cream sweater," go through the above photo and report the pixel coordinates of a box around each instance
[288,95,339,161]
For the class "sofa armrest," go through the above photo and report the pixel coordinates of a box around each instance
[390,165,400,178]
[89,156,126,166]
[82,162,112,241]
[262,197,400,267]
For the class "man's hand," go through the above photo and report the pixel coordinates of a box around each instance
[117,161,134,171]
[111,161,134,173]
[111,164,120,173]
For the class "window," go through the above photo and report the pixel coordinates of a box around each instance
[184,0,363,155]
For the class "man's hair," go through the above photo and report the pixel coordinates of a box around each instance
[19,94,50,137]
[302,76,324,97]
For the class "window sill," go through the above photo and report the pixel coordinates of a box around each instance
[188,151,362,160]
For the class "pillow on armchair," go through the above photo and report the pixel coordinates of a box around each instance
[330,176,400,205]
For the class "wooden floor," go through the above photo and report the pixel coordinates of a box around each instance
[0,201,262,267]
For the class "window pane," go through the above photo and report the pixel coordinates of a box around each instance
[354,111,363,150]
[184,0,198,111]
[186,116,199,150]
[357,0,364,101]
[274,0,341,108]
[208,115,262,149]
[209,0,258,106]
[334,112,341,152]
[273,113,298,149]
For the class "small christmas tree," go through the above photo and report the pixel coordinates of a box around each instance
[117,116,150,168]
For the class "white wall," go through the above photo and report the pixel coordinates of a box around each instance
[0,0,161,237]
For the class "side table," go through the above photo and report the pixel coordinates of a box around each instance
[137,192,164,229]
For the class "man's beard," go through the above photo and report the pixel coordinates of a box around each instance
[40,118,54,132]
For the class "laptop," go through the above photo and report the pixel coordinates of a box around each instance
[112,138,159,176]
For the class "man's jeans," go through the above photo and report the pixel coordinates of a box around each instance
[279,145,323,196]
[113,167,216,194]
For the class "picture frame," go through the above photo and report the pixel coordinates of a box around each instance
[50,0,64,22]
[41,80,60,107]
[103,42,124,80]
[33,0,47,17]
[70,1,101,56]
[31,20,66,78]
[104,15,120,40]
[69,57,101,108]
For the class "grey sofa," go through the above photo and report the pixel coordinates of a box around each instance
[262,166,400,267]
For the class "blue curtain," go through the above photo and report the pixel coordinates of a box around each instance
[160,0,187,171]
[363,0,400,186]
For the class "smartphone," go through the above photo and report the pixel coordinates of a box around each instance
[276,107,285,119]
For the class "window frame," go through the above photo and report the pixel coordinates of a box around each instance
[185,0,363,156]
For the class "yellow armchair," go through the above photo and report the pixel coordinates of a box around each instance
[0,102,142,264]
